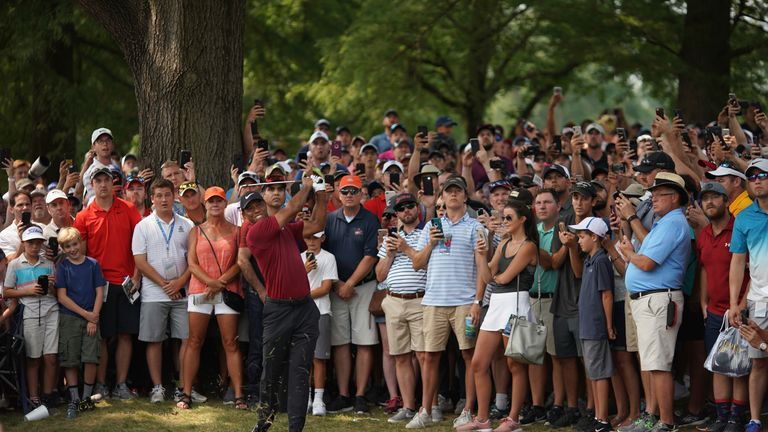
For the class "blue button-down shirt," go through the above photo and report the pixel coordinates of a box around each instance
[625,208,691,293]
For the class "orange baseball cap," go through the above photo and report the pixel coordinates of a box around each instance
[338,175,363,190]
[203,186,227,202]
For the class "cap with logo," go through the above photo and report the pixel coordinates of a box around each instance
[309,131,329,144]
[203,186,227,202]
[264,164,287,182]
[699,182,728,200]
[488,180,511,192]
[568,217,609,237]
[178,181,200,197]
[634,152,675,173]
[440,176,468,194]
[45,189,68,204]
[394,193,418,209]
[238,171,261,185]
[646,172,689,205]
[239,191,264,210]
[509,187,534,207]
[91,127,113,144]
[339,175,363,190]
[124,175,146,189]
[704,162,746,181]
[542,164,570,179]
[571,181,597,198]
[382,160,404,173]
[91,167,114,180]
[21,225,46,242]
[746,158,768,176]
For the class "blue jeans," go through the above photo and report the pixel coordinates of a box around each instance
[245,285,264,396]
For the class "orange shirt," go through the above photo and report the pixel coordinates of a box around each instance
[73,197,142,284]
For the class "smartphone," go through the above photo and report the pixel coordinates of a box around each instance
[728,93,738,107]
[37,275,48,292]
[477,208,486,217]
[298,153,308,165]
[611,163,626,174]
[629,139,638,154]
[673,109,684,122]
[431,217,443,233]
[256,139,269,153]
[490,160,506,171]
[558,221,567,232]
[553,86,562,95]
[388,227,398,237]
[572,125,582,136]
[48,238,58,257]
[377,228,389,240]
[722,128,731,137]
[470,138,480,153]
[306,251,315,263]
[417,125,428,138]
[616,128,626,141]
[389,172,400,186]
[552,135,562,152]
[740,308,749,324]
[232,153,244,172]
[324,174,335,186]
[179,149,192,167]
[21,212,31,225]
[422,175,434,196]
[330,140,342,158]
[655,107,665,118]
[681,131,692,147]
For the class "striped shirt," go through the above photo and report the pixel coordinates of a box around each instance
[377,228,427,294]
[417,212,480,306]
[4,255,57,317]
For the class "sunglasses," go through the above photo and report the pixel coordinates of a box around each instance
[502,215,515,221]
[747,172,768,182]
[436,204,446,210]
[339,188,360,196]
[126,176,145,184]
[395,202,417,212]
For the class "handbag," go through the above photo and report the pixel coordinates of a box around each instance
[368,288,387,317]
[703,310,751,377]
[198,226,244,313]
[504,254,547,365]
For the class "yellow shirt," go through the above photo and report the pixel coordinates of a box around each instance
[729,190,752,216]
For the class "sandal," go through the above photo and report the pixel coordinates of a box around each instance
[176,393,192,410]
[234,396,248,410]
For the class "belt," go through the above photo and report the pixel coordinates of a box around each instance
[266,295,311,305]
[629,289,677,300]
[388,291,425,300]
[529,292,553,299]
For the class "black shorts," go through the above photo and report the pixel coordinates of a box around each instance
[678,298,704,342]
[610,301,627,351]
[100,283,141,338]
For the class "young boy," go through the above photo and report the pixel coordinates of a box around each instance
[570,217,615,432]
[54,227,106,419]
[2,225,57,409]
[301,231,337,416]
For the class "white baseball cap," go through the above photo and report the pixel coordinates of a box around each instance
[21,225,46,242]
[90,127,113,144]
[382,160,404,173]
[704,164,746,181]
[746,158,768,175]
[568,217,609,237]
[309,131,329,144]
[45,189,68,204]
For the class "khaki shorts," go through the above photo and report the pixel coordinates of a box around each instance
[531,297,555,356]
[624,292,639,352]
[23,309,59,358]
[330,281,379,346]
[747,300,768,359]
[58,313,100,367]
[630,290,683,372]
[382,295,424,355]
[423,304,475,352]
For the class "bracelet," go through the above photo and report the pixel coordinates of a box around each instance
[627,215,638,223]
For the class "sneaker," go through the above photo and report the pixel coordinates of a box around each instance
[701,419,728,432]
[618,413,659,432]
[454,398,467,415]
[307,395,312,413]
[384,396,402,414]
[489,404,507,420]
[649,421,679,432]
[431,405,443,423]
[149,385,165,403]
[575,410,595,431]
[66,400,78,419]
[546,405,565,426]
[173,388,183,402]
[95,383,110,400]
[594,420,612,432]
[722,419,745,432]
[78,396,96,412]
[326,395,353,413]
[354,396,368,414]
[454,409,473,428]
[743,420,762,432]
[190,388,207,403]
[494,417,523,432]
[112,383,136,400]
[520,405,547,425]
[389,407,416,423]
[455,416,492,431]
[438,394,454,412]
[676,409,709,427]
[550,406,580,428]
[222,387,235,405]
[406,407,432,429]
[312,399,326,416]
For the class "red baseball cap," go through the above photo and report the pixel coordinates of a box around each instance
[203,186,227,202]
[338,175,363,190]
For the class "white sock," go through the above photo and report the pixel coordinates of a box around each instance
[314,388,324,403]
[495,393,508,409]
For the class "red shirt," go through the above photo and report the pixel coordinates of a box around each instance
[247,216,309,299]
[363,193,387,222]
[696,217,747,316]
[74,197,142,284]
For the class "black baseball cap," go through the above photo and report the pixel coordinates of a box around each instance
[91,167,114,180]
[635,152,675,173]
[440,176,468,194]
[488,180,511,192]
[571,181,597,198]
[509,187,534,207]
[542,164,570,179]
[394,193,418,209]
[475,124,495,135]
[240,191,263,210]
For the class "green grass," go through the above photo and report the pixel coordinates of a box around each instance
[2,399,560,432]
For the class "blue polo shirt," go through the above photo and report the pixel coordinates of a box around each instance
[625,208,691,293]
[323,206,380,282]
[417,212,480,307]
[731,201,768,301]
[579,249,614,340]
[370,132,391,153]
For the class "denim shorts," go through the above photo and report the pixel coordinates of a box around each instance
[704,312,724,356]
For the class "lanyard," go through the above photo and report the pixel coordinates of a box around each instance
[155,215,176,253]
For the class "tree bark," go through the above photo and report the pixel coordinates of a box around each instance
[77,0,245,187]
[676,0,731,124]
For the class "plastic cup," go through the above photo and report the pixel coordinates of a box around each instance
[24,404,49,421]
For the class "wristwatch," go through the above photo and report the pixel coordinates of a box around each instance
[760,342,768,352]
[473,299,481,305]
[627,215,639,223]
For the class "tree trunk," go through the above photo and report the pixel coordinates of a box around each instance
[77,0,245,187]
[676,0,731,124]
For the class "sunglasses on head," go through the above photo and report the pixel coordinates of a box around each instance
[339,188,360,195]
[395,202,417,212]
[747,172,768,182]
[178,182,199,194]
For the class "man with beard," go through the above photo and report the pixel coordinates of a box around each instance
[248,173,328,432]
[583,123,609,172]
[704,162,752,217]
[591,181,610,218]
[542,164,573,220]
[30,190,51,225]
[471,124,513,185]
[696,182,748,431]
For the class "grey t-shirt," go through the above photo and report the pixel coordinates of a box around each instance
[551,212,583,318]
